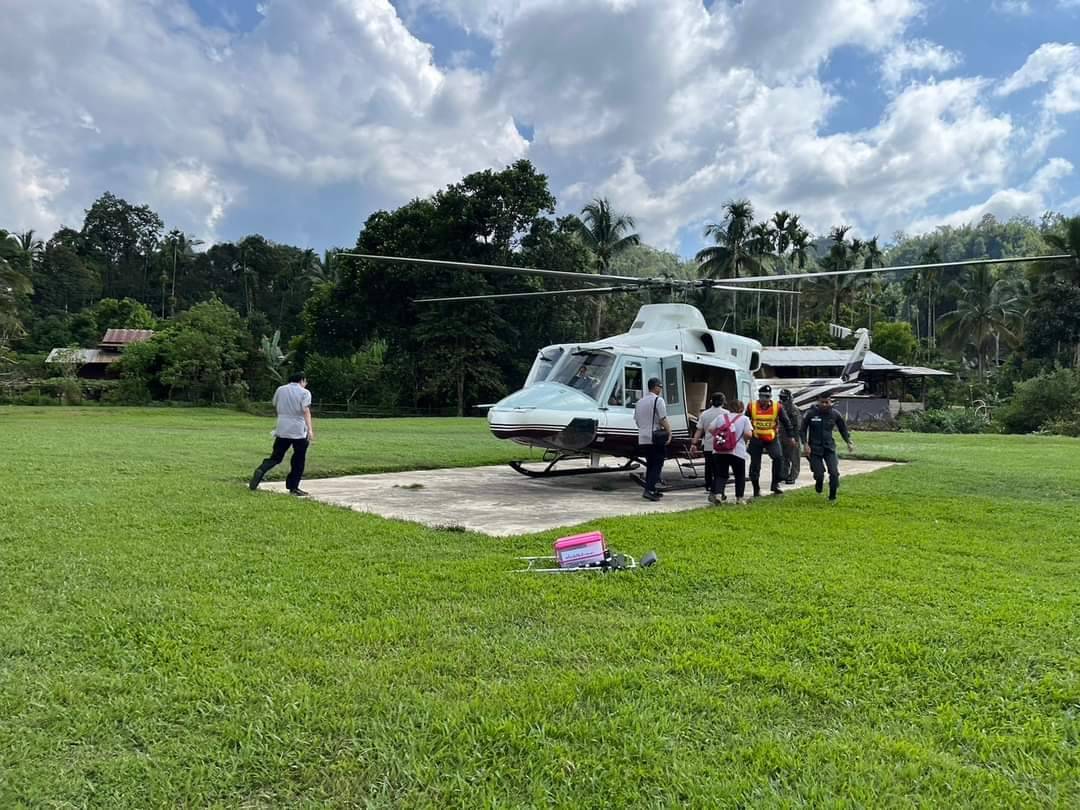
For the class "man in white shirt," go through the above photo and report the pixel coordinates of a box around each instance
[249,371,315,496]
[690,392,727,503]
[633,377,670,501]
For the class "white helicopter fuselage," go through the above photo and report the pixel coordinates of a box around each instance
[487,304,762,459]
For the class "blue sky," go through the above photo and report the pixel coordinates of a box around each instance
[3,0,1079,259]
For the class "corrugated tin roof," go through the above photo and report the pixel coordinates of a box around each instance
[46,348,118,364]
[761,346,896,368]
[100,328,154,346]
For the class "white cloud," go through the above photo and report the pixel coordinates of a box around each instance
[999,42,1080,114]
[0,0,1076,256]
[993,0,1032,14]
[0,0,527,242]
[907,158,1074,233]
[881,39,961,86]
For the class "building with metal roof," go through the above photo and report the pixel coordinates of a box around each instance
[46,329,155,380]
[759,345,952,421]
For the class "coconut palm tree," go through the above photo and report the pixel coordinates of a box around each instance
[164,230,204,318]
[937,266,1022,380]
[861,236,885,329]
[696,200,768,332]
[1037,215,1080,285]
[572,198,640,338]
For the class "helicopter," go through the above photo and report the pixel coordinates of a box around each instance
[343,251,1071,481]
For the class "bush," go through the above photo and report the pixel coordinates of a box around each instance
[900,408,988,434]
[995,368,1080,434]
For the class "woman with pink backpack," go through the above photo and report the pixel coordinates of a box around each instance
[711,398,754,505]
[691,395,754,505]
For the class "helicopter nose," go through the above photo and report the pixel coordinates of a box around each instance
[489,382,597,413]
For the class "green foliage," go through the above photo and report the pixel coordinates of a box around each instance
[996,368,1080,434]
[304,341,392,408]
[872,321,918,363]
[89,297,155,337]
[117,299,253,403]
[259,329,292,382]
[899,408,988,434]
[1,411,1079,806]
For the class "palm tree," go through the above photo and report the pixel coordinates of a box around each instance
[787,225,814,343]
[572,198,640,338]
[164,230,204,318]
[304,249,343,287]
[920,245,942,355]
[861,236,885,329]
[14,230,43,278]
[937,266,1022,380]
[696,200,767,332]
[810,225,860,326]
[1038,215,1080,285]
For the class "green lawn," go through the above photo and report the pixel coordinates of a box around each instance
[1,407,1078,808]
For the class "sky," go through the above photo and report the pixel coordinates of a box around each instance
[3,0,1080,259]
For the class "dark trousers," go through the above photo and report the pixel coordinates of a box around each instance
[640,442,666,494]
[809,449,840,498]
[748,437,783,491]
[257,436,309,491]
[712,454,746,499]
[703,451,714,491]
[783,439,801,484]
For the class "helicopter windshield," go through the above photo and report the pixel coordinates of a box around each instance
[525,347,566,386]
[551,351,614,401]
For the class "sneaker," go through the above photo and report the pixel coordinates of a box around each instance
[707,493,718,505]
[249,467,265,490]
[642,491,661,502]
[828,496,838,503]
[735,497,748,505]
[289,488,309,497]
[720,494,728,503]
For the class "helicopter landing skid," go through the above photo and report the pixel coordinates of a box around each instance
[630,452,708,491]
[509,456,639,478]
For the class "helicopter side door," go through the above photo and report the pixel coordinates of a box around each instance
[660,355,688,439]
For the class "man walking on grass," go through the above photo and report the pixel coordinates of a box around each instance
[250,371,315,496]
[800,393,855,503]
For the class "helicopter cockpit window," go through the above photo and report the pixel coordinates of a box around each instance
[611,366,643,408]
[552,352,614,401]
[526,347,566,386]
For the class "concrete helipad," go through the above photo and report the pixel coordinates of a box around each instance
[263,457,896,536]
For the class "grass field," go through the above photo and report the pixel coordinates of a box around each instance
[1,407,1078,808]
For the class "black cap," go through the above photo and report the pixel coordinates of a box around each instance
[758,384,772,397]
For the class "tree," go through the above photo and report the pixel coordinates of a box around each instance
[156,299,252,402]
[872,321,918,364]
[936,266,1022,380]
[571,198,640,339]
[80,192,163,300]
[0,232,33,338]
[90,297,155,339]
[696,200,767,332]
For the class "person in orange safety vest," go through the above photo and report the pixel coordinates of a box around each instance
[744,384,794,498]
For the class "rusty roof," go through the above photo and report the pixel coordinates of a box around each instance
[99,329,155,347]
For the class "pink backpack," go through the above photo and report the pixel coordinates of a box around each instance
[712,413,739,453]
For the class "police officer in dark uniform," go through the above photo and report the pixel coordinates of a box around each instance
[778,388,802,485]
[800,393,855,502]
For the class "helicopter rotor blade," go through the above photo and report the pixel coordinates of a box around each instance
[340,253,639,286]
[413,285,647,303]
[702,283,801,295]
[717,254,1073,286]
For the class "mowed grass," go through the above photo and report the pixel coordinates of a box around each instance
[1,407,1078,808]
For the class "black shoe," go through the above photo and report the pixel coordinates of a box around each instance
[771,487,784,496]
[642,491,660,502]
[815,482,823,494]
[828,495,838,503]
[289,488,309,497]
[249,467,265,490]
[655,491,665,498]
[752,485,761,498]
[785,479,797,485]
